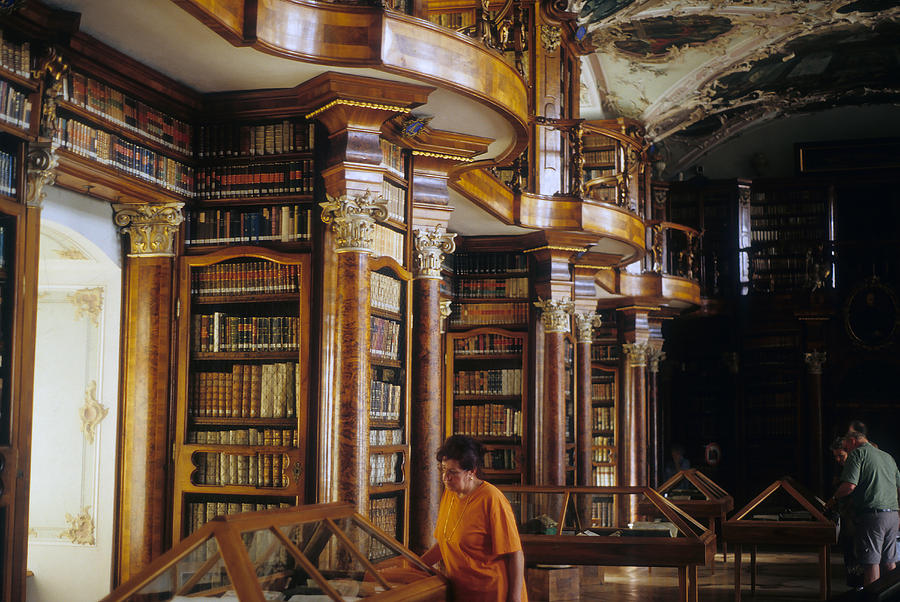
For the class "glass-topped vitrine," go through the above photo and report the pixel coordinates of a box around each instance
[101,502,447,602]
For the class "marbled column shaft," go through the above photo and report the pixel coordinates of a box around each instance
[543,331,566,485]
[576,339,593,486]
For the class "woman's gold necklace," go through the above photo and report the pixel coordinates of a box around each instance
[442,481,482,541]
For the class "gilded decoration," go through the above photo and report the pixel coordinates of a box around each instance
[320,191,388,253]
[439,299,452,333]
[803,351,826,375]
[647,346,666,373]
[540,25,562,53]
[59,506,95,545]
[623,342,650,367]
[534,298,574,333]
[113,203,184,257]
[25,144,58,208]
[573,312,602,343]
[67,287,104,326]
[78,381,108,445]
[413,226,456,279]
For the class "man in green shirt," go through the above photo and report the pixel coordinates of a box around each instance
[833,431,900,586]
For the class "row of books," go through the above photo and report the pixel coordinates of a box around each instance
[593,435,614,448]
[370,316,402,361]
[185,205,312,246]
[427,11,477,30]
[449,302,529,326]
[0,81,31,130]
[750,272,815,291]
[451,252,527,275]
[592,406,615,431]
[452,404,522,438]
[592,382,615,402]
[0,31,28,77]
[749,201,825,217]
[197,120,315,158]
[483,448,518,470]
[0,150,14,197]
[371,271,403,314]
[372,223,405,265]
[67,71,192,154]
[583,149,617,163]
[752,228,825,243]
[188,362,300,419]
[187,501,291,535]
[187,428,299,447]
[193,451,291,487]
[751,214,823,229]
[750,255,812,273]
[591,465,615,486]
[591,499,615,527]
[454,277,528,299]
[192,313,299,353]
[591,345,619,361]
[453,333,523,356]
[55,117,194,197]
[586,186,617,204]
[369,451,403,486]
[592,447,614,463]
[454,368,522,396]
[381,179,406,223]
[195,160,315,199]
[381,139,405,176]
[370,428,403,446]
[368,496,399,559]
[370,378,402,421]
[191,261,302,296]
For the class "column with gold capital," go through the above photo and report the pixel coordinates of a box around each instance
[646,345,666,488]
[573,312,602,487]
[534,298,574,485]
[409,225,455,553]
[621,342,649,523]
[320,191,387,516]
[111,202,183,585]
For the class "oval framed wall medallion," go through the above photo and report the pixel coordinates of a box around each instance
[844,278,899,349]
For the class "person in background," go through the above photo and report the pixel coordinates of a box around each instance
[848,420,869,438]
[662,443,691,481]
[830,436,862,588]
[421,435,527,602]
[830,430,900,586]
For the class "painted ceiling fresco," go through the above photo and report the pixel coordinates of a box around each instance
[575,0,900,175]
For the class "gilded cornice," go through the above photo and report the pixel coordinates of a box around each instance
[113,202,184,258]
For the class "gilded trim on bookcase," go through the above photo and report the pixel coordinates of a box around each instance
[60,507,95,545]
[523,245,587,254]
[305,99,412,120]
[25,144,58,208]
[411,150,474,163]
[78,381,109,445]
[615,305,659,313]
[67,287,104,326]
[113,202,185,257]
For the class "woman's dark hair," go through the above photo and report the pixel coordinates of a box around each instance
[436,435,483,471]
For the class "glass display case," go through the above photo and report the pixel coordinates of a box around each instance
[101,502,447,602]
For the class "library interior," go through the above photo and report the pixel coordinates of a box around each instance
[1,0,900,600]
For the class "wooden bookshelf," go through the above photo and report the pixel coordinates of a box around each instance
[591,310,618,490]
[564,333,576,485]
[172,248,311,542]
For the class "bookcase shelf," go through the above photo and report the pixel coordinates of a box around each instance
[173,248,311,542]
[590,310,619,487]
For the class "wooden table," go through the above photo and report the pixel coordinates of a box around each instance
[723,519,837,601]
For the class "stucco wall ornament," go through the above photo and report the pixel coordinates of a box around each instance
[320,190,388,253]
[67,287,104,326]
[60,506,95,545]
[79,381,109,445]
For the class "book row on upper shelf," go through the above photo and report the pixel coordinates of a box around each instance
[592,465,615,487]
[192,314,299,353]
[483,448,518,470]
[0,31,30,78]
[452,404,522,439]
[370,377,402,422]
[451,252,528,275]
[370,429,403,447]
[449,302,529,327]
[751,228,825,243]
[197,120,315,158]
[427,11,477,31]
[187,501,292,536]
[371,271,403,314]
[188,362,300,419]
[188,428,299,447]
[0,149,14,197]
[453,333,523,356]
[370,316,401,361]
[593,435,613,449]
[369,451,403,486]
[592,406,614,431]
[193,451,292,488]
[185,206,312,247]
[453,277,528,299]
[591,345,619,361]
[592,382,615,402]
[0,81,31,130]
[191,261,301,296]
[196,160,315,200]
[380,138,405,176]
[381,179,406,224]
[453,368,522,396]
[593,447,613,463]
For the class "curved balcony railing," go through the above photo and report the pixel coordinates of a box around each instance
[644,220,700,281]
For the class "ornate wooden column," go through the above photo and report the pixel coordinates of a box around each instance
[803,351,826,493]
[573,311,600,486]
[621,342,649,522]
[112,201,183,585]
[647,345,666,487]
[409,226,455,553]
[320,193,388,516]
[534,298,574,485]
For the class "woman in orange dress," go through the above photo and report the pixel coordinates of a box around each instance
[421,435,527,602]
